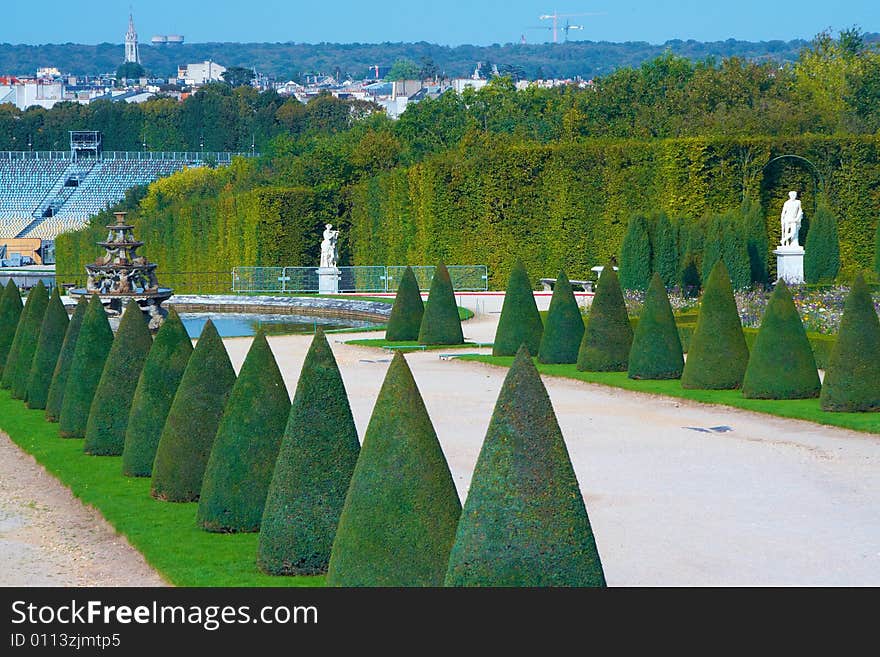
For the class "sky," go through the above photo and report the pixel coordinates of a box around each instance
[1,0,878,46]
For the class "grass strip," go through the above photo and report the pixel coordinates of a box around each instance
[458,355,880,435]
[0,390,324,587]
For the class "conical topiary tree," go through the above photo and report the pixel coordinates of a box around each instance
[417,262,464,345]
[151,319,236,502]
[45,298,87,422]
[326,352,461,586]
[743,197,769,287]
[0,280,23,381]
[619,213,652,291]
[701,214,724,284]
[652,212,679,288]
[122,308,193,477]
[742,281,820,399]
[804,201,841,284]
[681,260,749,390]
[59,295,114,438]
[820,274,880,412]
[538,270,584,364]
[5,281,49,399]
[385,265,424,341]
[198,332,291,532]
[628,272,684,380]
[445,346,605,587]
[576,265,632,372]
[83,300,153,456]
[258,330,360,575]
[493,260,543,357]
[25,287,69,409]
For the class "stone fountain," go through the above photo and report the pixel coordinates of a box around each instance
[69,211,173,329]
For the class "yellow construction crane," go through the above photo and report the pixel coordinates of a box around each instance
[539,10,604,43]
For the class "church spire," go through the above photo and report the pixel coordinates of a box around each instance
[124,12,140,64]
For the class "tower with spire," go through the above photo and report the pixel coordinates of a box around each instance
[124,13,140,64]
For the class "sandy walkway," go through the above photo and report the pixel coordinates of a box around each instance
[2,313,879,586]
[0,432,166,586]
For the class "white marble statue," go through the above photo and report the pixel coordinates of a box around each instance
[320,223,339,268]
[780,191,804,248]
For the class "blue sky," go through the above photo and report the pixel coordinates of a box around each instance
[1,1,878,45]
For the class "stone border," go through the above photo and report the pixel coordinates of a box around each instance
[165,295,392,322]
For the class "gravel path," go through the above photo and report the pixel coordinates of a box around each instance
[2,314,879,586]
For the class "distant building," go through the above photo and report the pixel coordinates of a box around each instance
[452,78,488,94]
[178,61,227,86]
[151,34,185,46]
[125,13,141,64]
[36,67,61,78]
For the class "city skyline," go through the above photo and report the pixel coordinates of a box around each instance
[1,1,878,47]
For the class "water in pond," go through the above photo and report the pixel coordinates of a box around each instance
[179,312,381,338]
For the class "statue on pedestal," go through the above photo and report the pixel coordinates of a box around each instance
[320,223,339,268]
[780,191,803,248]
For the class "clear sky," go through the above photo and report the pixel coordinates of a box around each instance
[1,0,878,46]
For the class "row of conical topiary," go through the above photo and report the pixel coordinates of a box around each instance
[488,259,880,412]
[0,283,605,585]
[385,263,464,345]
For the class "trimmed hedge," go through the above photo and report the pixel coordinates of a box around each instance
[198,332,291,532]
[820,274,880,412]
[538,270,584,364]
[742,281,820,399]
[151,319,236,502]
[6,281,49,399]
[385,265,424,341]
[121,308,193,477]
[619,214,652,291]
[58,295,114,438]
[681,260,749,390]
[493,260,543,357]
[444,346,606,587]
[417,262,464,345]
[83,300,153,456]
[804,201,841,284]
[45,298,87,422]
[326,352,461,586]
[258,330,360,575]
[25,287,70,409]
[628,273,684,380]
[577,266,632,372]
[0,280,23,380]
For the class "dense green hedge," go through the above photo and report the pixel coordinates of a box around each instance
[349,136,880,286]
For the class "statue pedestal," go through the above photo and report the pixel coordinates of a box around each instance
[317,267,340,294]
[774,245,805,285]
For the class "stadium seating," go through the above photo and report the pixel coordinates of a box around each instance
[0,156,197,239]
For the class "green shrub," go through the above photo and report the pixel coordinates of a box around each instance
[874,219,880,279]
[577,266,632,372]
[418,262,464,345]
[445,346,605,587]
[121,308,193,477]
[680,251,702,297]
[743,197,769,287]
[651,212,679,288]
[493,260,543,357]
[326,352,461,586]
[25,287,69,409]
[45,298,87,422]
[259,330,360,575]
[701,214,724,284]
[538,270,584,364]
[742,281,820,399]
[151,319,236,502]
[0,280,23,381]
[820,274,880,411]
[385,265,424,341]
[83,300,153,456]
[805,201,841,284]
[198,332,291,532]
[681,260,749,390]
[5,281,49,399]
[724,212,751,290]
[628,273,684,380]
[619,214,652,291]
[58,296,114,438]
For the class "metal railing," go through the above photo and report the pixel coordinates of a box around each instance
[53,271,232,295]
[232,265,488,294]
[0,151,256,163]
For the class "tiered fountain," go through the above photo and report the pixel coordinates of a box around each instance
[69,211,173,329]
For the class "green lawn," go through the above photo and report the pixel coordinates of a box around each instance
[459,355,880,435]
[0,390,324,587]
[345,338,492,351]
